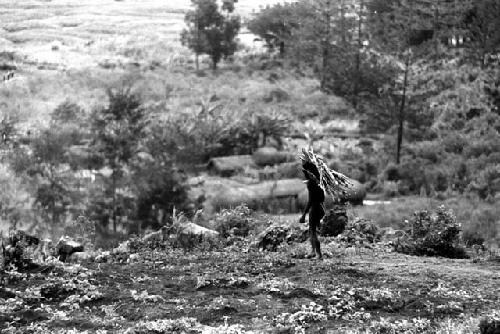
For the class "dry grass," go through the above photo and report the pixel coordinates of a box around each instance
[0,0,329,134]
[0,0,288,125]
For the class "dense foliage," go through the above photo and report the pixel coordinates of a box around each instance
[250,0,500,171]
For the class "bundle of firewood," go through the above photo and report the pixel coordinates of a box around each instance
[299,148,353,198]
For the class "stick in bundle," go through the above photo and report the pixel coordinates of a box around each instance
[299,148,353,200]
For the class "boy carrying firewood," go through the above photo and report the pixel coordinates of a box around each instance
[299,149,352,260]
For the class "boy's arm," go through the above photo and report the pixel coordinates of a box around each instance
[300,198,311,224]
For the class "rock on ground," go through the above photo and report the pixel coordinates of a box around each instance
[143,226,169,242]
[178,223,219,239]
[56,236,84,262]
[67,251,94,264]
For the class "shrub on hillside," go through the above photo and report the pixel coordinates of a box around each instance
[128,229,169,253]
[155,101,290,164]
[2,229,40,270]
[338,217,380,244]
[464,134,500,159]
[479,311,500,334]
[387,157,452,196]
[51,100,85,124]
[395,206,467,258]
[462,207,499,247]
[467,165,500,199]
[0,114,18,149]
[442,133,467,154]
[213,204,253,239]
[156,103,254,163]
[320,205,347,237]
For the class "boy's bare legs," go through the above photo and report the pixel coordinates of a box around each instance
[308,225,322,260]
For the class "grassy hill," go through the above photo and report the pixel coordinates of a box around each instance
[0,0,282,123]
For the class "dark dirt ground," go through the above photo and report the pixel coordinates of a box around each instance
[1,245,499,333]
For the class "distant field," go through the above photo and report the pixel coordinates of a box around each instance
[0,0,284,69]
[0,0,287,128]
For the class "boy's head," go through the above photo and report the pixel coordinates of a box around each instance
[302,161,320,181]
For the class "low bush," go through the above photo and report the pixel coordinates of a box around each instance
[51,100,86,124]
[394,206,467,258]
[442,133,467,154]
[320,205,347,237]
[479,311,500,334]
[338,217,380,244]
[212,204,253,239]
[467,165,500,199]
[127,231,169,253]
[1,229,40,270]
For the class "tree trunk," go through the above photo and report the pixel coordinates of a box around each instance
[279,41,285,57]
[320,0,331,91]
[112,171,117,232]
[433,1,440,58]
[340,0,347,46]
[481,48,487,69]
[353,0,364,108]
[195,10,200,71]
[320,41,329,91]
[396,52,411,165]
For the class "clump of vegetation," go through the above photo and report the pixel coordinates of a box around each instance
[133,317,202,334]
[479,311,500,334]
[338,217,380,244]
[51,100,86,124]
[274,302,328,333]
[1,229,40,270]
[125,210,222,254]
[368,317,432,334]
[212,204,253,239]
[320,205,348,237]
[395,206,467,258]
[155,101,290,165]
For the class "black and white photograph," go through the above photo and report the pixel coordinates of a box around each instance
[1,0,499,333]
